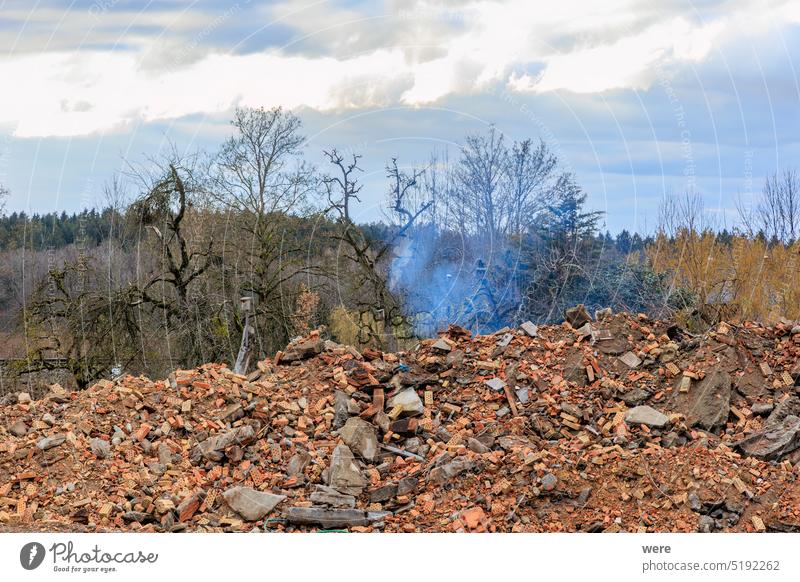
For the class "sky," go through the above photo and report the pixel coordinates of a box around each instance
[0,0,799,232]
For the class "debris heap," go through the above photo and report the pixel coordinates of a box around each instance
[2,310,800,533]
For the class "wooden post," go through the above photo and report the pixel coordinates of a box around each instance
[234,296,253,375]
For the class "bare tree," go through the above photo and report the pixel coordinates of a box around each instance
[420,149,453,232]
[126,156,219,369]
[383,130,582,330]
[658,188,709,237]
[209,106,318,355]
[386,157,431,239]
[504,138,558,237]
[452,126,508,240]
[21,259,138,389]
[652,189,737,323]
[447,128,561,242]
[130,163,213,309]
[0,183,8,217]
[323,150,363,225]
[739,169,800,243]
[323,150,431,348]
[212,106,313,217]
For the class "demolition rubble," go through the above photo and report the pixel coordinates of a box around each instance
[2,309,800,533]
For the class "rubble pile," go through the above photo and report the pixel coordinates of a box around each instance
[2,310,800,533]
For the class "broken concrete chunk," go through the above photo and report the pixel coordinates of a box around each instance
[685,370,732,431]
[222,486,285,521]
[484,378,506,392]
[280,338,325,362]
[431,338,452,352]
[562,350,588,387]
[541,473,558,491]
[594,307,613,320]
[620,388,650,406]
[496,333,514,348]
[752,403,774,416]
[368,483,397,503]
[122,511,154,524]
[154,498,175,515]
[346,399,361,415]
[624,405,669,428]
[327,444,367,496]
[763,395,800,430]
[37,434,66,450]
[596,335,629,355]
[90,437,111,459]
[445,349,464,367]
[735,370,768,399]
[395,371,438,387]
[520,321,538,337]
[619,351,642,369]
[737,416,800,460]
[560,402,583,419]
[397,476,418,496]
[736,397,800,460]
[44,392,69,404]
[333,390,350,429]
[195,425,255,462]
[497,435,532,450]
[286,451,311,478]
[310,485,356,508]
[220,403,244,422]
[564,304,591,329]
[427,456,475,485]
[9,420,28,437]
[373,410,391,433]
[157,443,173,465]
[339,417,379,461]
[575,323,594,339]
[467,437,490,454]
[386,388,424,416]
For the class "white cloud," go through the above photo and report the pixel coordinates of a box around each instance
[510,18,724,94]
[0,48,411,137]
[0,0,792,137]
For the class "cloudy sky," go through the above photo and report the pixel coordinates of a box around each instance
[1,0,799,231]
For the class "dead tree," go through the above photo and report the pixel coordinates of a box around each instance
[0,183,8,217]
[209,106,317,355]
[132,164,213,310]
[127,160,219,369]
[738,169,800,244]
[21,262,138,389]
[385,157,431,241]
[323,150,431,348]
